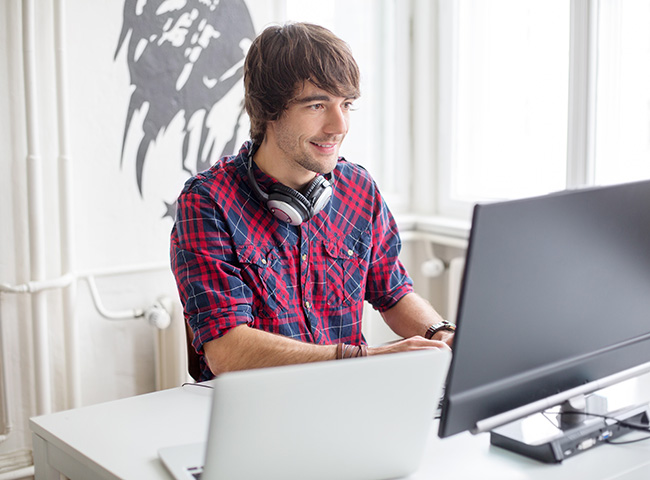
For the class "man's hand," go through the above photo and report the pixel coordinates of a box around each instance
[367,335,451,356]
[380,293,453,348]
[432,330,454,348]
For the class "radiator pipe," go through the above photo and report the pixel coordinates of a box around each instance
[0,466,34,480]
[53,0,81,409]
[23,0,52,416]
[0,309,12,443]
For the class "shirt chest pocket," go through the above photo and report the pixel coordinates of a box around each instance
[235,244,289,315]
[320,240,369,308]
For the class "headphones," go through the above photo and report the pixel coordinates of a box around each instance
[246,145,333,226]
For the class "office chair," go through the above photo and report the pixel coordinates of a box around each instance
[185,321,202,382]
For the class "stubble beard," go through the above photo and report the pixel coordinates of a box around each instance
[278,134,343,175]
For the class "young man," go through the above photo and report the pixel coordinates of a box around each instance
[171,22,454,380]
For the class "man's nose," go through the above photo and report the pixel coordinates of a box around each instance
[324,107,348,135]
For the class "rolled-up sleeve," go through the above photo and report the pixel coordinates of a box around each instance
[364,189,413,312]
[170,186,252,352]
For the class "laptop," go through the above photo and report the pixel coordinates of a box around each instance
[159,348,451,480]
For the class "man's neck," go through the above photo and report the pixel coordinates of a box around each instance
[253,139,315,191]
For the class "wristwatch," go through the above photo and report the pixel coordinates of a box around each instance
[424,320,456,340]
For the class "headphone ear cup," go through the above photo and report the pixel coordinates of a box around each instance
[302,176,332,216]
[267,184,312,226]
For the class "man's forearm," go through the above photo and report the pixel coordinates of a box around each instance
[203,293,452,376]
[203,325,337,375]
[380,292,446,339]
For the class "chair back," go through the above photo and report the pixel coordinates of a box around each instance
[185,322,202,381]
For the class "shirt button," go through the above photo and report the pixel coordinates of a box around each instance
[347,249,353,256]
[261,258,267,265]
[302,254,307,261]
[304,301,311,310]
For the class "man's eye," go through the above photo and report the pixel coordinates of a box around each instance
[310,104,324,110]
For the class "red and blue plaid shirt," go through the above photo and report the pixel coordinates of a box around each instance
[170,141,413,380]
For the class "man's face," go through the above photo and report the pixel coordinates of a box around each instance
[266,82,356,179]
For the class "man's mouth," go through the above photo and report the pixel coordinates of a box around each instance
[311,142,336,148]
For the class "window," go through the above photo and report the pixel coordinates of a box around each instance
[594,0,650,185]
[442,0,570,205]
[437,0,650,220]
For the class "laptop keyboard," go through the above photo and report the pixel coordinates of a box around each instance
[188,465,202,479]
[435,386,446,419]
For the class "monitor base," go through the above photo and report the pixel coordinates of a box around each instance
[490,398,649,463]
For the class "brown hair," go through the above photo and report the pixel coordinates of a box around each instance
[244,22,361,145]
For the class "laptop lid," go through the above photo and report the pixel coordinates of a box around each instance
[161,348,450,480]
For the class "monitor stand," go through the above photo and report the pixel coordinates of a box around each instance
[489,393,650,463]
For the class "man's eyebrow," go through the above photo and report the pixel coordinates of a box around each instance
[293,94,358,104]
[294,94,333,104]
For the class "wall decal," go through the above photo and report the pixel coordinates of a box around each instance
[115,0,255,218]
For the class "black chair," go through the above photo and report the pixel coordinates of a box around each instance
[185,322,202,382]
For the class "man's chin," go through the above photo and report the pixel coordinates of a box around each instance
[299,152,340,175]
[320,156,340,175]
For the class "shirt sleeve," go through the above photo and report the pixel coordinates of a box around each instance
[364,185,414,312]
[170,186,253,353]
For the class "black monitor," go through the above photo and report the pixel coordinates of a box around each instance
[438,179,650,462]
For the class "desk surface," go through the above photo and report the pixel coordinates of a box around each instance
[30,375,650,480]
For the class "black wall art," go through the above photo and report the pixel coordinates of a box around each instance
[115,0,255,217]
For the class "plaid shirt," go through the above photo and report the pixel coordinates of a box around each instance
[171,141,413,380]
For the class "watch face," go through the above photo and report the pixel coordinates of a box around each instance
[426,322,456,340]
[434,321,456,332]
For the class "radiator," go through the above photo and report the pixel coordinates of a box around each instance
[154,299,191,390]
[447,256,466,323]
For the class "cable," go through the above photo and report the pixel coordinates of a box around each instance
[605,434,650,445]
[565,411,650,433]
[182,382,214,390]
[542,407,650,446]
[544,408,650,429]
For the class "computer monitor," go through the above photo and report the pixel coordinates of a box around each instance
[438,179,650,463]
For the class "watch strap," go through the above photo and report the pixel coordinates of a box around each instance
[424,320,456,340]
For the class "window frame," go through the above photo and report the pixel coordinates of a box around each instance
[432,0,600,222]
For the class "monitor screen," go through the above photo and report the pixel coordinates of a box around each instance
[438,180,650,439]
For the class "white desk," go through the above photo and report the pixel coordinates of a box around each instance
[31,376,650,480]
